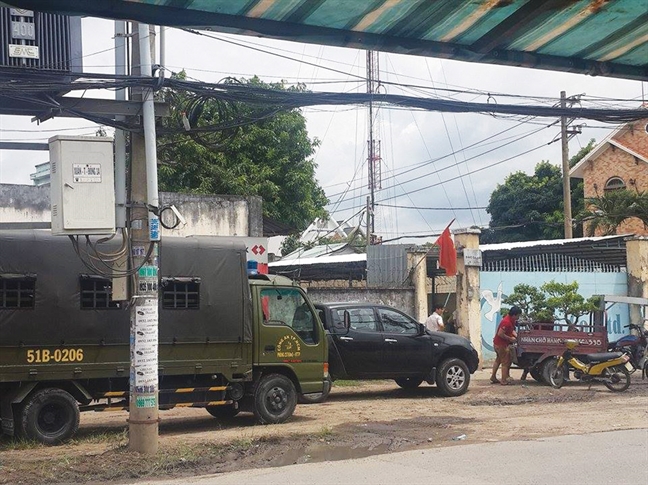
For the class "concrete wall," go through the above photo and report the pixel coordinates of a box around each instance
[0,184,51,223]
[0,184,263,237]
[480,271,628,363]
[305,287,417,320]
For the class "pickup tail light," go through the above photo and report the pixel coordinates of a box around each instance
[323,362,329,377]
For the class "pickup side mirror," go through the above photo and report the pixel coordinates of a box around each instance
[418,323,426,336]
[342,310,351,332]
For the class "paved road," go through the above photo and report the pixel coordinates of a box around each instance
[139,429,648,485]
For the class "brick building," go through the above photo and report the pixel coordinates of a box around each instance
[570,116,648,236]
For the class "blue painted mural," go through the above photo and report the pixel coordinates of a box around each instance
[480,271,628,361]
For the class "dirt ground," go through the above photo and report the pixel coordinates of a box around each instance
[1,369,647,484]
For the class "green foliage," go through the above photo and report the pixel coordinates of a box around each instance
[502,280,599,324]
[482,140,595,243]
[501,284,553,322]
[541,280,600,325]
[583,190,648,236]
[157,73,328,231]
[279,234,302,256]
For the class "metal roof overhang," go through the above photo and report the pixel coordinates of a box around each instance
[481,234,628,268]
[6,0,648,82]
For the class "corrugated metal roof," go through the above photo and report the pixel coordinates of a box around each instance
[12,0,648,81]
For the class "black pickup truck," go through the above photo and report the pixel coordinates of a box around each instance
[299,302,479,403]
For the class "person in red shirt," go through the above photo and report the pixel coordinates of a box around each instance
[490,305,522,385]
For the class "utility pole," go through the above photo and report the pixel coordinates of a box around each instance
[560,91,572,239]
[366,50,381,244]
[559,92,582,239]
[128,23,160,454]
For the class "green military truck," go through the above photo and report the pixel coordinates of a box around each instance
[0,230,328,444]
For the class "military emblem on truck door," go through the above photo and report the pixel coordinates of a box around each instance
[276,335,301,360]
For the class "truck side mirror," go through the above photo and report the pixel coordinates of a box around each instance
[418,323,426,335]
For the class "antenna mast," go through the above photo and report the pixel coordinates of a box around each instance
[366,50,381,244]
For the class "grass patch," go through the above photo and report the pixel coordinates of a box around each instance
[332,380,360,387]
[0,437,45,452]
[315,426,333,438]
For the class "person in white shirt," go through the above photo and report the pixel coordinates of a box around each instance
[425,304,445,332]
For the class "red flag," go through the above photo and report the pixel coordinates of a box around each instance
[434,221,456,276]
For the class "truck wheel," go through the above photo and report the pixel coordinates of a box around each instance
[20,388,79,445]
[298,376,332,404]
[435,358,470,397]
[254,374,297,424]
[541,358,560,386]
[395,377,423,389]
[206,405,240,418]
[529,366,543,383]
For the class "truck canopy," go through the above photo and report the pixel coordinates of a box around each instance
[0,230,252,346]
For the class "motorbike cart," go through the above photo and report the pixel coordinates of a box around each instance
[513,319,608,385]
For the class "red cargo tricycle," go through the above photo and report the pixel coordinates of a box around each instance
[513,319,608,384]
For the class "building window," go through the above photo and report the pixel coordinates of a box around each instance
[162,277,200,309]
[604,177,626,192]
[0,275,36,309]
[80,275,121,309]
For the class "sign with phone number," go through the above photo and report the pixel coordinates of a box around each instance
[26,348,84,363]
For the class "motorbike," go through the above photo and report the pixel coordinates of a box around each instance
[607,323,648,378]
[548,339,632,392]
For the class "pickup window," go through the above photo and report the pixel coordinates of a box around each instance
[334,308,377,333]
[0,274,36,309]
[378,308,419,335]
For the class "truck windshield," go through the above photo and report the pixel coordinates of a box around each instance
[260,288,319,344]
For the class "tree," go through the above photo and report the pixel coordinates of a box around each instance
[541,281,600,326]
[583,190,648,236]
[482,141,594,243]
[501,280,599,325]
[501,283,553,322]
[157,74,328,231]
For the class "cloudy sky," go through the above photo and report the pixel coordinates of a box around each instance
[0,17,645,243]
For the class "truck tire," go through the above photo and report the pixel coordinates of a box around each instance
[206,405,240,419]
[298,376,332,404]
[20,388,79,445]
[435,358,470,397]
[529,366,543,383]
[541,358,560,386]
[253,374,297,424]
[395,377,424,389]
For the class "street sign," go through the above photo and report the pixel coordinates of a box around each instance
[463,248,482,267]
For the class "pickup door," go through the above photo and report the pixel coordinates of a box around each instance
[330,307,384,378]
[377,307,434,376]
[329,306,435,378]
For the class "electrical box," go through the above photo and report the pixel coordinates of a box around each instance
[50,135,115,235]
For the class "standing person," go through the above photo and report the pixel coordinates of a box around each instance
[425,304,445,332]
[490,305,521,385]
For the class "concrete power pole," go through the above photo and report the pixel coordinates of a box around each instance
[128,23,161,454]
[560,91,573,239]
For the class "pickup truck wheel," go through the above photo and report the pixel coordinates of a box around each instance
[20,388,79,445]
[435,358,470,397]
[395,377,423,389]
[298,376,332,404]
[206,405,240,418]
[254,374,297,424]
